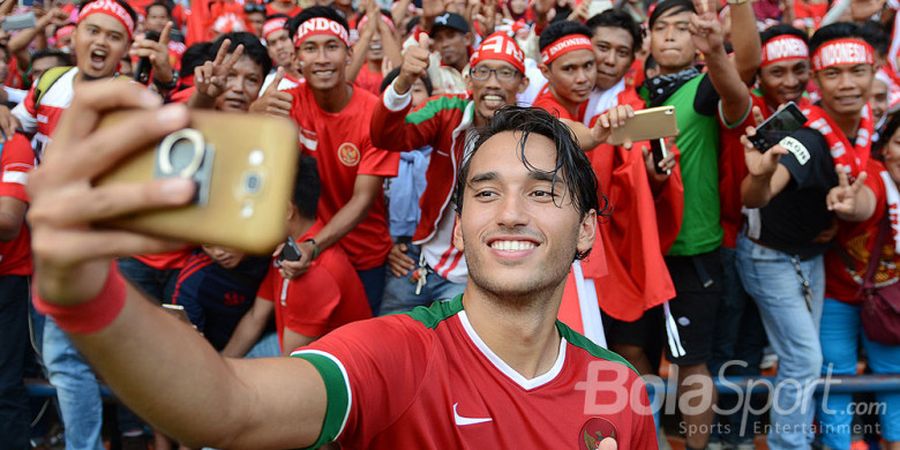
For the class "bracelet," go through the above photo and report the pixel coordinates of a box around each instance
[153,71,179,91]
[304,238,321,260]
[33,263,127,334]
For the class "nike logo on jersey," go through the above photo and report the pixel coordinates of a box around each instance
[453,402,492,426]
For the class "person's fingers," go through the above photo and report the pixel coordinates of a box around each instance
[49,79,163,148]
[608,108,619,127]
[836,164,850,188]
[751,106,764,126]
[850,171,867,193]
[623,138,633,150]
[194,65,204,86]
[44,104,189,183]
[265,67,286,95]
[31,228,187,268]
[28,178,196,228]
[212,38,232,66]
[159,21,172,47]
[417,32,431,51]
[223,44,245,71]
[599,113,610,129]
[271,242,286,258]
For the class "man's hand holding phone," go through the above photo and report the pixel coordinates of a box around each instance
[591,104,635,148]
[741,106,789,179]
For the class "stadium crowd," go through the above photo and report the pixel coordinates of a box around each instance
[0,0,899,448]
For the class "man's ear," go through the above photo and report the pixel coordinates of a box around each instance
[452,214,465,251]
[538,62,550,80]
[576,209,597,258]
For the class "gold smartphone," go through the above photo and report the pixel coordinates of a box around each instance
[608,105,679,146]
[94,110,299,254]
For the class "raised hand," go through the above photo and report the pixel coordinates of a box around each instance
[194,38,244,101]
[395,33,431,95]
[249,67,293,117]
[130,21,175,85]
[688,10,725,56]
[592,104,635,148]
[827,165,868,215]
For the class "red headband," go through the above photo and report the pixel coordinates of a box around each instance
[470,32,525,74]
[761,35,809,67]
[812,38,874,72]
[541,35,594,65]
[293,17,350,48]
[55,24,76,42]
[263,17,288,40]
[357,14,395,33]
[78,0,134,39]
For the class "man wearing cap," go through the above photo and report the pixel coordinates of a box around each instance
[370,31,530,314]
[532,20,596,122]
[257,7,399,314]
[424,12,472,94]
[739,22,879,450]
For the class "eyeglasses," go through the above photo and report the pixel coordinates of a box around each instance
[244,3,265,13]
[469,66,520,82]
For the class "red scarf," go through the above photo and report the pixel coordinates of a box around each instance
[804,104,873,178]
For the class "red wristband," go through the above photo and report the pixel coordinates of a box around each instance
[33,264,127,334]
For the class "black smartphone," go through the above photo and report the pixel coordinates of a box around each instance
[749,102,808,153]
[133,30,161,85]
[277,236,302,264]
[650,138,670,175]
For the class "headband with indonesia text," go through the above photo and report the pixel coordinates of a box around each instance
[541,34,593,65]
[761,35,809,67]
[812,38,874,72]
[293,17,350,48]
[78,0,135,39]
[470,32,526,74]
[263,17,288,40]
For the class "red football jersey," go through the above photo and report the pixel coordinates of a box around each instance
[0,134,34,275]
[532,84,588,123]
[11,67,77,161]
[293,297,658,449]
[353,64,383,96]
[257,235,372,349]
[285,83,399,270]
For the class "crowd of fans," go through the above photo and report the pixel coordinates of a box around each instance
[0,0,898,448]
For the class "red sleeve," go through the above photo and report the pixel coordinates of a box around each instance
[295,316,433,448]
[532,94,575,121]
[358,138,400,177]
[0,134,35,203]
[370,93,453,152]
[283,263,342,337]
[256,264,277,302]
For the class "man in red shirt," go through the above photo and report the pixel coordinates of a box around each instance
[532,20,597,122]
[27,79,657,448]
[0,133,34,449]
[255,7,400,313]
[223,156,371,356]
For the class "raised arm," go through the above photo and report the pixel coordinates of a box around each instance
[28,80,328,449]
[727,0,762,84]
[690,5,750,125]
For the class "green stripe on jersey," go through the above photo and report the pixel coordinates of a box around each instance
[291,351,351,449]
[405,96,470,125]
[556,321,640,376]
[403,295,465,329]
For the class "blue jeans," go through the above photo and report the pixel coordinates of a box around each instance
[710,247,767,445]
[736,234,824,450]
[357,265,386,316]
[42,318,104,450]
[817,297,900,449]
[379,243,466,316]
[0,275,30,450]
[116,257,179,303]
[245,331,281,358]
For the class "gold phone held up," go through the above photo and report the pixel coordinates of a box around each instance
[607,105,679,146]
[93,110,299,254]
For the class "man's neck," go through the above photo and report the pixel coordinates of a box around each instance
[312,83,353,113]
[74,70,112,84]
[549,85,582,118]
[288,215,315,241]
[823,102,861,139]
[657,63,692,76]
[460,282,564,379]
[366,59,382,72]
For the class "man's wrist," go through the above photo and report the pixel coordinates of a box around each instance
[304,238,320,260]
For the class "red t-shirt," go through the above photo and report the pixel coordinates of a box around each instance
[718,94,765,248]
[0,134,34,276]
[532,85,587,122]
[266,2,302,17]
[286,83,399,270]
[353,63,383,96]
[291,298,657,449]
[825,159,896,304]
[258,236,371,349]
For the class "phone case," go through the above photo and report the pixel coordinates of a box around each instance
[94,110,299,254]
[608,106,679,146]
[750,102,807,153]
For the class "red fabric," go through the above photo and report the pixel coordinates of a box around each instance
[562,88,682,322]
[532,85,587,122]
[79,0,136,38]
[265,2,302,18]
[805,103,873,178]
[5,58,25,90]
[134,251,192,270]
[286,83,399,270]
[33,264,127,334]
[469,32,526,74]
[0,134,34,275]
[169,85,195,103]
[300,312,656,448]
[825,159,893,304]
[185,0,247,45]
[718,95,765,248]
[353,63,383,96]
[258,235,371,347]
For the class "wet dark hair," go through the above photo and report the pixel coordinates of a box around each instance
[379,67,433,96]
[288,6,350,40]
[454,106,605,260]
[179,42,213,78]
[809,22,869,56]
[80,0,139,30]
[760,24,808,46]
[210,31,273,77]
[293,155,320,219]
[648,0,694,29]
[30,49,72,68]
[539,20,593,53]
[586,9,643,56]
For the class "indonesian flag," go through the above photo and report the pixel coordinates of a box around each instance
[557,87,683,346]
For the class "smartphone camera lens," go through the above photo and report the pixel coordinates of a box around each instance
[244,172,262,194]
[169,138,198,173]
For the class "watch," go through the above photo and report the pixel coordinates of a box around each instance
[153,71,179,91]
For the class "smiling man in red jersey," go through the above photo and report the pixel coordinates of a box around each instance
[533,20,597,122]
